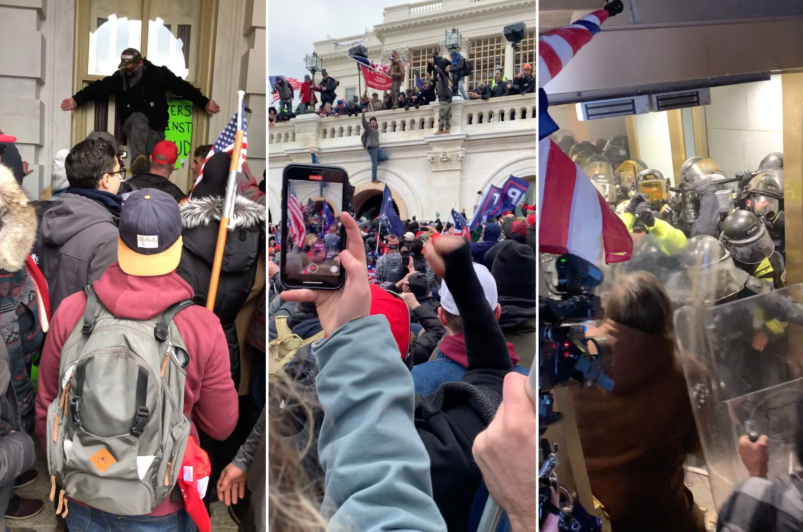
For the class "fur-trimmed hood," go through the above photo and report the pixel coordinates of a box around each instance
[0,164,36,272]
[180,194,265,230]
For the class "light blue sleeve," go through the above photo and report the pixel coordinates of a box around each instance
[313,315,447,532]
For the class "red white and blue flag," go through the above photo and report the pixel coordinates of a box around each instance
[449,209,471,239]
[287,182,306,248]
[270,76,302,103]
[193,100,248,190]
[538,9,632,265]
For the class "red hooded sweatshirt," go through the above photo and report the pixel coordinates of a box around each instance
[35,264,239,516]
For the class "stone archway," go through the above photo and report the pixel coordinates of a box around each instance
[348,166,423,219]
[352,181,408,220]
[483,154,538,190]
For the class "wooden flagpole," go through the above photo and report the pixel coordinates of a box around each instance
[206,90,245,311]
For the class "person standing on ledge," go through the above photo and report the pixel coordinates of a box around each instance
[60,48,220,172]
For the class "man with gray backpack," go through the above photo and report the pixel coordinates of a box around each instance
[375,236,406,287]
[35,189,238,531]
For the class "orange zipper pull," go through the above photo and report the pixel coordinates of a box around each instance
[161,350,170,377]
[49,476,56,501]
[61,498,69,518]
[164,462,171,486]
[52,413,59,442]
[56,489,65,515]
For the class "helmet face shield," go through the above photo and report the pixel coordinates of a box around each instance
[591,174,617,203]
[749,195,780,219]
[638,179,669,202]
[724,225,775,265]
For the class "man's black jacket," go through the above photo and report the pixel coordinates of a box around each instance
[73,60,209,131]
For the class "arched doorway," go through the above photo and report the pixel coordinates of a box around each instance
[354,189,401,220]
[352,182,409,220]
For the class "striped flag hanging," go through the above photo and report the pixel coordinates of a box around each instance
[270,76,302,103]
[287,182,307,248]
[538,7,632,266]
[415,71,425,92]
[192,100,247,191]
[538,138,632,265]
[538,9,609,88]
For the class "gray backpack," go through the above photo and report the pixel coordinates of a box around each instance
[46,285,193,516]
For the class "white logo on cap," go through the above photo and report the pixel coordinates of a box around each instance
[137,235,159,249]
[122,55,134,60]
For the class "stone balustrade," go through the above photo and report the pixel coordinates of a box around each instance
[269,94,535,153]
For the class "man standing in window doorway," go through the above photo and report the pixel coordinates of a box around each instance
[60,48,220,173]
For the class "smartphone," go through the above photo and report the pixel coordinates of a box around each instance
[281,164,349,290]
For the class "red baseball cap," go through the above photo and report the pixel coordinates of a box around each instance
[152,140,178,165]
[0,134,17,143]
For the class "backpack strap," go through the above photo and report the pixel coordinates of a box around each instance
[82,285,100,335]
[154,300,194,343]
[131,366,149,437]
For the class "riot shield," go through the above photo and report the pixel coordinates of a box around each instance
[675,284,803,508]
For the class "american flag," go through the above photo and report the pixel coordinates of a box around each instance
[450,209,471,239]
[287,182,306,248]
[270,76,302,103]
[538,8,632,266]
[414,71,424,92]
[193,100,247,190]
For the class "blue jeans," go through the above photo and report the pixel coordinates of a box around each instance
[298,102,309,114]
[66,505,197,532]
[278,99,292,116]
[368,147,389,182]
[458,80,467,100]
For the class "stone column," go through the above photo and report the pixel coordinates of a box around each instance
[241,0,266,179]
[0,0,49,198]
[504,41,515,80]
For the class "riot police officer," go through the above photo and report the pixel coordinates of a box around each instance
[603,143,628,171]
[635,168,677,225]
[614,159,647,202]
[720,210,785,289]
[743,173,784,257]
[620,193,687,254]
[585,155,618,207]
[678,157,734,237]
[568,141,601,160]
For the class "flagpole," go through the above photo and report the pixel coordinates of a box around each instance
[207,90,245,312]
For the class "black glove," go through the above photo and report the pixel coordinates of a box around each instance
[626,193,648,214]
[737,169,754,189]
[635,202,655,227]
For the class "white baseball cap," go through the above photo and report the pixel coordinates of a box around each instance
[440,263,498,316]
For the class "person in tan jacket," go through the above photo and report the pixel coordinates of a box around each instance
[570,271,706,532]
[389,52,405,109]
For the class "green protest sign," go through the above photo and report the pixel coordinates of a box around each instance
[165,100,193,169]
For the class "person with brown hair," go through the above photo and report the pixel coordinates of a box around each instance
[570,271,705,532]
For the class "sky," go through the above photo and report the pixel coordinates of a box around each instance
[268,0,402,106]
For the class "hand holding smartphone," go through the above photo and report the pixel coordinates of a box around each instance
[280,164,349,290]
[281,210,371,336]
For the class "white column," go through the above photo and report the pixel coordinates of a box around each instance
[403,64,410,93]
[504,40,515,80]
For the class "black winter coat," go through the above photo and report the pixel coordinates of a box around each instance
[73,60,210,132]
[414,243,511,531]
[125,173,186,202]
[176,195,266,389]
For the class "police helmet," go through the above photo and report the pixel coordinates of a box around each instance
[759,152,783,171]
[720,210,775,265]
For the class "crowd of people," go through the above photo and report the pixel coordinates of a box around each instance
[268,198,536,531]
[0,47,267,532]
[540,129,797,531]
[269,47,536,126]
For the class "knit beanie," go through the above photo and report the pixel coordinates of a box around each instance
[407,273,429,299]
[510,221,528,238]
[51,149,70,194]
[491,240,536,299]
